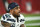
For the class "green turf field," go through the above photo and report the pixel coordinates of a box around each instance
[26,26,40,27]
[25,20,40,24]
[22,14,40,17]
[23,14,40,27]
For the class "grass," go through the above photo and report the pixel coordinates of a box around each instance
[22,14,40,17]
[25,20,40,24]
[22,14,40,27]
[0,16,1,19]
[26,26,40,27]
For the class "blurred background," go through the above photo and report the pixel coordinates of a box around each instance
[0,0,40,27]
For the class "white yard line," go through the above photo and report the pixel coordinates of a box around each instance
[25,17,40,21]
[25,23,40,26]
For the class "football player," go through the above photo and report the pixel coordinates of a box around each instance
[1,2,25,27]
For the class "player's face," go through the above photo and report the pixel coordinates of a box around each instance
[12,6,20,17]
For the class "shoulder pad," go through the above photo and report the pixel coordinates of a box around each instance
[5,13,11,18]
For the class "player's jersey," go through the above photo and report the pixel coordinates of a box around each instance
[1,13,25,27]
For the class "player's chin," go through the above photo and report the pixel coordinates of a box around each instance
[17,13,20,17]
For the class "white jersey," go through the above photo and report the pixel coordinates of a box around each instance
[1,13,25,27]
